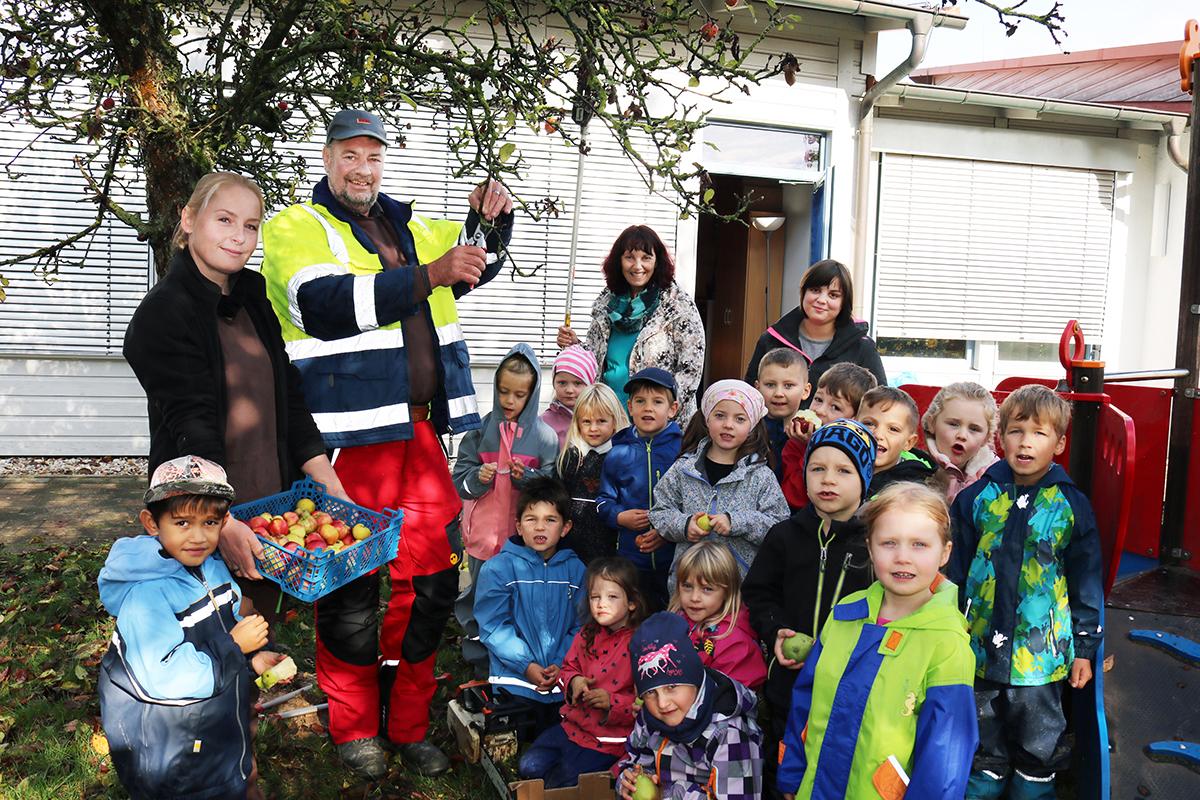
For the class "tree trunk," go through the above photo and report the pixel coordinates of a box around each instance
[84,0,204,276]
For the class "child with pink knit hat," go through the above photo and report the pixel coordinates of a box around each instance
[542,344,600,450]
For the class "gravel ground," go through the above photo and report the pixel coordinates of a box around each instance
[0,456,148,477]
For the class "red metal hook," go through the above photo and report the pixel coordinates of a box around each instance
[1059,320,1085,387]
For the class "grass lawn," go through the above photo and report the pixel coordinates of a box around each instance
[0,541,501,799]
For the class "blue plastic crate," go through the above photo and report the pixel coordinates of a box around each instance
[229,478,403,602]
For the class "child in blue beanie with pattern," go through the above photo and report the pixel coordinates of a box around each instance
[742,419,877,800]
[616,611,763,800]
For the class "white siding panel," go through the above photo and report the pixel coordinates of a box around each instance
[874,153,1114,343]
[0,356,148,455]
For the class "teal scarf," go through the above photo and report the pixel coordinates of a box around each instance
[607,286,661,333]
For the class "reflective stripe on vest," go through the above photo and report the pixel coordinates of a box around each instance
[284,202,462,338]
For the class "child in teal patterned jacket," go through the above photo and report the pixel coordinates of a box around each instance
[948,385,1104,800]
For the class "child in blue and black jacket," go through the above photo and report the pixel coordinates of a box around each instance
[949,385,1104,800]
[475,477,586,739]
[99,456,286,800]
[596,367,683,613]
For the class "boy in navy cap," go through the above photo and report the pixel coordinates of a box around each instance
[616,612,763,800]
[597,368,683,612]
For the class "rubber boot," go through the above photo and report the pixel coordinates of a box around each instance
[1008,770,1058,800]
[965,769,1007,800]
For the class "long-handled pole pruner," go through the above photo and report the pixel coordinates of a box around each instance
[563,62,595,340]
[563,141,587,334]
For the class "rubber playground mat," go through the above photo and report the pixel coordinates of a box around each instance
[1106,566,1200,797]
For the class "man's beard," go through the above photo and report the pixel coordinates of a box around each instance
[333,185,377,216]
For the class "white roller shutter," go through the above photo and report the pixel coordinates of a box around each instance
[2,102,678,366]
[874,153,1114,343]
[0,112,150,356]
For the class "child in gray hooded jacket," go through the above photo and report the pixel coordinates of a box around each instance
[651,380,789,594]
[452,342,560,676]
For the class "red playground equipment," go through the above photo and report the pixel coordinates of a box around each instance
[887,25,1200,796]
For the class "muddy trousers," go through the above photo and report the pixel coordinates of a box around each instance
[315,427,461,745]
[967,678,1070,800]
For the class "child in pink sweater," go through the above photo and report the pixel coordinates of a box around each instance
[516,557,648,788]
[541,344,599,451]
[669,540,766,690]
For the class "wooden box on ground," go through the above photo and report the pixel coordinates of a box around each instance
[508,772,614,800]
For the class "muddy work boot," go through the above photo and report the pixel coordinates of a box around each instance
[337,737,389,781]
[395,739,451,777]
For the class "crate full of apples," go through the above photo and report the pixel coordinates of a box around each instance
[230,478,403,602]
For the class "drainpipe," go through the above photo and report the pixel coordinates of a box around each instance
[852,13,931,317]
[1167,116,1189,173]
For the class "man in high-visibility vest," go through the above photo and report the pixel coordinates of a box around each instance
[258,109,513,780]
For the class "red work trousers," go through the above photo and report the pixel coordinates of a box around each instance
[315,422,461,745]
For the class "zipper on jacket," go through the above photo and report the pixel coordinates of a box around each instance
[197,571,250,781]
[646,439,657,571]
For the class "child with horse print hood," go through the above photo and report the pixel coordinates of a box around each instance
[616,612,763,800]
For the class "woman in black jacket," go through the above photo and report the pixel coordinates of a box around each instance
[124,172,348,628]
[744,259,886,405]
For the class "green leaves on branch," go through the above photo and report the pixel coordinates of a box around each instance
[0,0,804,284]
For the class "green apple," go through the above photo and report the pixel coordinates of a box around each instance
[696,514,712,532]
[782,631,815,663]
[632,773,661,800]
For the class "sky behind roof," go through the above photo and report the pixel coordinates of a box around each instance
[877,0,1199,70]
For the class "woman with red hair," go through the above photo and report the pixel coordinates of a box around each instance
[557,225,704,420]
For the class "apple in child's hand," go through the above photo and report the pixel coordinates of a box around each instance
[267,517,289,538]
[781,632,815,663]
[632,773,661,800]
[352,524,371,541]
[319,523,340,544]
[295,498,316,515]
[696,514,712,532]
[792,409,822,429]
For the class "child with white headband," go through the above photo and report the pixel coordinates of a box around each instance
[651,379,790,594]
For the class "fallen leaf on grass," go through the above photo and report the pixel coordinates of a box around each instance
[63,719,79,733]
[90,733,109,755]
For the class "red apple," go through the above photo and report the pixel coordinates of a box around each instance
[283,541,299,552]
[248,515,269,532]
[267,517,289,538]
[282,511,300,526]
[305,533,325,550]
[314,512,333,527]
[340,533,355,547]
[332,520,350,539]
[301,516,319,534]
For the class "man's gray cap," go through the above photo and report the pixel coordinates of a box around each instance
[326,109,388,145]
